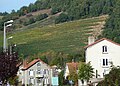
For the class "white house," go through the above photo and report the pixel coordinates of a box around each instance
[85,37,120,79]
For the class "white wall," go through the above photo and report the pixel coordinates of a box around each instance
[86,40,120,78]
[64,65,69,79]
[78,79,87,86]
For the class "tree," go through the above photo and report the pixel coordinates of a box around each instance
[55,13,69,24]
[78,62,94,83]
[50,52,65,68]
[8,75,18,85]
[51,7,61,15]
[36,13,48,21]
[97,66,120,86]
[28,17,35,24]
[0,51,19,85]
[0,0,118,31]
[102,0,120,44]
[68,71,78,85]
[59,70,64,86]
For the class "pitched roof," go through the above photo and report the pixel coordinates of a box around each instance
[22,58,51,70]
[66,62,83,73]
[84,38,120,49]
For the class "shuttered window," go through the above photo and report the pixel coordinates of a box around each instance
[103,59,108,66]
[102,46,107,53]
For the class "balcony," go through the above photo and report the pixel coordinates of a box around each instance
[36,74,44,78]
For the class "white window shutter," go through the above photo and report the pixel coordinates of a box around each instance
[100,59,102,66]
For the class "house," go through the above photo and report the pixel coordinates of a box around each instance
[64,61,85,86]
[85,37,120,79]
[18,58,52,86]
[64,61,79,80]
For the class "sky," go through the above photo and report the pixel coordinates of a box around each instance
[0,0,37,13]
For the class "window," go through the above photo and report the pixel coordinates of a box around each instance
[37,62,41,66]
[47,78,49,84]
[44,78,47,84]
[37,70,41,74]
[29,78,34,84]
[102,46,107,53]
[44,78,49,84]
[103,59,108,66]
[44,69,46,74]
[37,78,42,83]
[29,69,34,76]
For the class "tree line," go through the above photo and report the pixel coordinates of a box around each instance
[101,0,120,44]
[0,0,116,30]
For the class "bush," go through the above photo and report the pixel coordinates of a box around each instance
[28,18,35,24]
[55,13,69,24]
[51,7,61,15]
[36,13,48,21]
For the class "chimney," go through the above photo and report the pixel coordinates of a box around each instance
[23,59,27,67]
[88,36,95,45]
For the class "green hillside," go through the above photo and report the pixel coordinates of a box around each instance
[0,15,107,56]
[0,16,3,19]
[0,0,119,45]
[0,0,114,30]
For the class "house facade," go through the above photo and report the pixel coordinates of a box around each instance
[18,58,52,86]
[85,37,120,78]
[64,61,79,79]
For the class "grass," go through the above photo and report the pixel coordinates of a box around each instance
[0,15,107,56]
[0,16,3,19]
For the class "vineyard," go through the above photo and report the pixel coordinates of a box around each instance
[0,15,107,56]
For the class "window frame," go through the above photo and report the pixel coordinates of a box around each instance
[102,45,108,54]
[102,58,109,67]
[29,69,34,76]
[37,70,41,74]
[37,62,41,67]
[29,77,34,85]
[37,78,42,83]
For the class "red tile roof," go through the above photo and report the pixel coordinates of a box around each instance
[22,58,51,70]
[66,62,84,73]
[67,62,79,71]
[84,38,120,49]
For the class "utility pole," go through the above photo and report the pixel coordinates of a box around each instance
[3,20,13,52]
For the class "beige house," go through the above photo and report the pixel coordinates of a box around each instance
[18,58,52,86]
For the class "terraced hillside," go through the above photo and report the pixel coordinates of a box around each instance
[0,15,108,56]
[0,16,3,19]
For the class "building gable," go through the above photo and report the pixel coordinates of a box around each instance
[22,58,51,70]
[85,38,120,49]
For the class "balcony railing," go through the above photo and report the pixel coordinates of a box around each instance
[36,74,44,78]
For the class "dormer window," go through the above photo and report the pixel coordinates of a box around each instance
[102,46,107,53]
